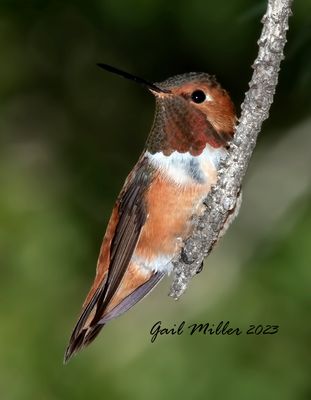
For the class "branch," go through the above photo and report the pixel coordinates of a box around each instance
[170,0,293,299]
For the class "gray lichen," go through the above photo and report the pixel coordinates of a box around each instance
[170,0,293,299]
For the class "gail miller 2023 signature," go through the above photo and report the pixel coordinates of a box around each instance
[149,321,279,343]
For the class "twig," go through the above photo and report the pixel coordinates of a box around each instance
[170,0,294,299]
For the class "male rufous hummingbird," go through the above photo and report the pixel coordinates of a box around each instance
[64,63,236,362]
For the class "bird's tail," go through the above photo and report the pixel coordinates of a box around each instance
[64,270,165,363]
[64,323,104,364]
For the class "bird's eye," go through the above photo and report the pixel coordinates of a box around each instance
[191,90,206,104]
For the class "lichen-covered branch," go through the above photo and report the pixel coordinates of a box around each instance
[170,0,293,299]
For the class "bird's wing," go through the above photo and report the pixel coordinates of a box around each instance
[64,157,159,361]
[98,270,165,324]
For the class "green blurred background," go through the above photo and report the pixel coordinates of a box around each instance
[0,0,310,399]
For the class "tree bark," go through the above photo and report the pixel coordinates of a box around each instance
[170,0,294,299]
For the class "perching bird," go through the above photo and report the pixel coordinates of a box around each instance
[64,64,236,362]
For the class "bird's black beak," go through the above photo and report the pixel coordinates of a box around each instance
[96,63,171,94]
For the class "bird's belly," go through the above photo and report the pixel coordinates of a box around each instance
[133,157,219,273]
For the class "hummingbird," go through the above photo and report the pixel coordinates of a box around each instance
[64,63,236,362]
